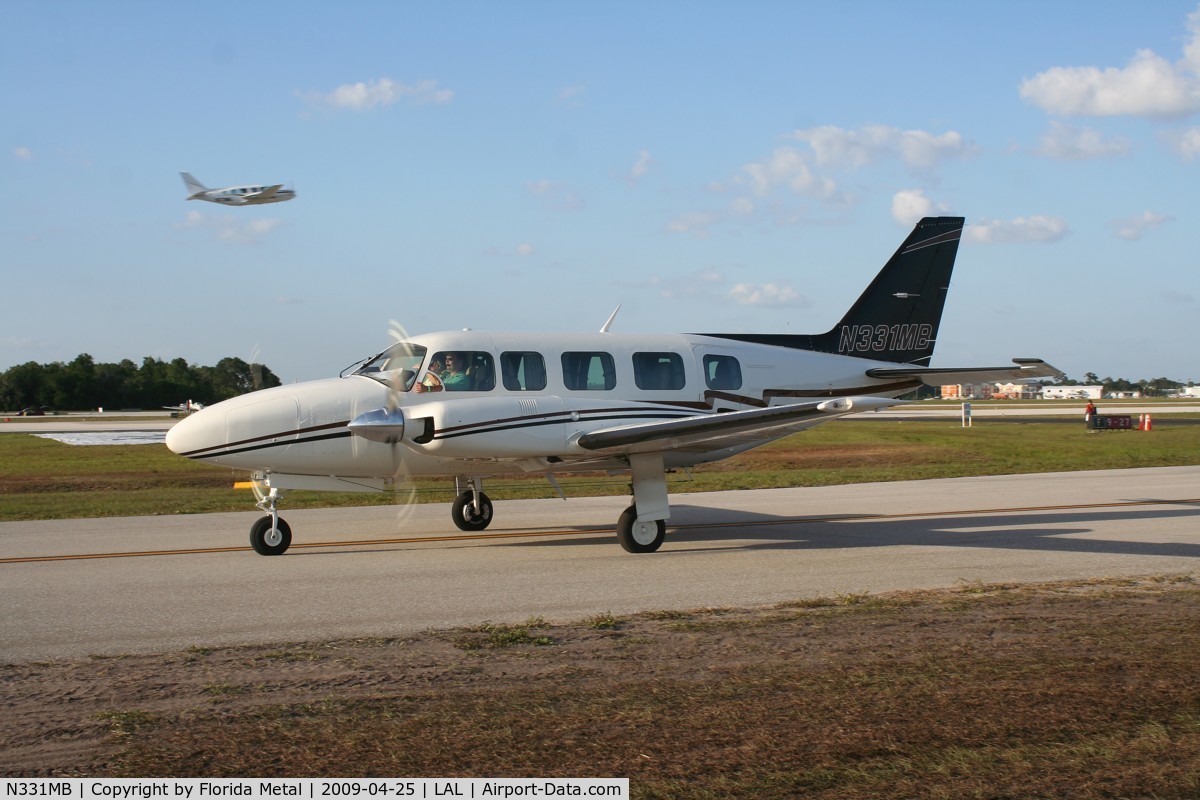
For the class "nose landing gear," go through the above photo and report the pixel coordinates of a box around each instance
[250,479,292,555]
[451,475,493,531]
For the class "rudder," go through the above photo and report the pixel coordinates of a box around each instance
[813,216,963,364]
[180,172,208,197]
[698,216,963,365]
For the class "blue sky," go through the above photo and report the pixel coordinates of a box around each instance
[3,1,1198,384]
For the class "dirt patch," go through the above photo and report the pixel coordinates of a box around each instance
[3,576,1199,798]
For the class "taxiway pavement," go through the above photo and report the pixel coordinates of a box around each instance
[2,466,1197,663]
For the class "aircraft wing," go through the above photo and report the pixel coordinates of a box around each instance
[575,396,899,458]
[864,358,1064,386]
[249,184,283,199]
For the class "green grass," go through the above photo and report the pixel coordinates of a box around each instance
[1,418,1198,521]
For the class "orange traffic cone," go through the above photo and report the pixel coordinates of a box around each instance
[1144,413,1152,431]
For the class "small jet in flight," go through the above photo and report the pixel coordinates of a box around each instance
[166,217,1061,556]
[180,172,295,205]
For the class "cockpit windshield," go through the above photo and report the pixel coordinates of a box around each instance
[353,342,428,391]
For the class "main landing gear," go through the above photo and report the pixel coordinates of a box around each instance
[613,452,670,553]
[616,505,666,553]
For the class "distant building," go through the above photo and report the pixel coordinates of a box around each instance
[993,382,1043,400]
[1042,385,1103,400]
[1181,387,1200,398]
[940,383,995,400]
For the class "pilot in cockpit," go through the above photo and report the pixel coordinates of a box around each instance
[439,352,472,390]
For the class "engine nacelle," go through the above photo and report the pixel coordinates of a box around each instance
[401,395,570,459]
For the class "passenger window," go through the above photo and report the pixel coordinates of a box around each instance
[501,351,547,391]
[633,352,685,391]
[425,351,495,391]
[561,352,616,391]
[703,354,742,390]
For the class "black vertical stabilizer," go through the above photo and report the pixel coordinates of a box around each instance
[697,216,964,365]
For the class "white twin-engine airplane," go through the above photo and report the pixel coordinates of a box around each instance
[180,172,296,206]
[166,217,1060,556]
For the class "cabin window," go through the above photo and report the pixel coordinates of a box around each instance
[633,352,685,391]
[501,351,547,391]
[561,352,616,391]
[421,351,495,391]
[703,354,742,390]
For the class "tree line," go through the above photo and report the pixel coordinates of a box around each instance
[1,354,282,412]
[1056,373,1195,396]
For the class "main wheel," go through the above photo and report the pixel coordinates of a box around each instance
[452,491,493,531]
[249,515,292,556]
[616,504,666,553]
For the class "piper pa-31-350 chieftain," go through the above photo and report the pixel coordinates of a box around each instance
[167,217,1060,555]
[180,172,296,206]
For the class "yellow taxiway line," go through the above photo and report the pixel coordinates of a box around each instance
[1,498,1195,565]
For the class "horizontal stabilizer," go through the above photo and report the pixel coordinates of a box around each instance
[865,358,1064,386]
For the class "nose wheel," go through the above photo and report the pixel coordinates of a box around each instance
[452,489,493,531]
[250,515,292,556]
[249,479,291,555]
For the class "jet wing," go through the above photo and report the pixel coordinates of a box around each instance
[575,396,899,458]
[249,184,283,199]
[864,358,1064,386]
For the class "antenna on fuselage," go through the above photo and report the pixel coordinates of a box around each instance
[599,304,621,333]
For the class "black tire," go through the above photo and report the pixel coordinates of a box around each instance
[616,504,666,553]
[452,491,493,531]
[249,516,292,556]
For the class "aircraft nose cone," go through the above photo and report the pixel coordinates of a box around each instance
[165,407,220,457]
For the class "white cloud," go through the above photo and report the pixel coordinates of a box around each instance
[965,216,1068,244]
[1035,121,1131,159]
[1164,127,1200,159]
[664,212,720,238]
[653,267,729,300]
[729,282,806,308]
[177,211,282,245]
[1109,210,1173,240]
[299,78,453,111]
[728,196,755,217]
[13,146,32,161]
[793,125,975,169]
[891,189,950,227]
[1019,7,1200,118]
[514,242,536,257]
[624,149,652,185]
[525,180,584,211]
[736,147,839,199]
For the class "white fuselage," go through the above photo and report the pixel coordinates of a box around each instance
[193,186,295,205]
[165,330,916,484]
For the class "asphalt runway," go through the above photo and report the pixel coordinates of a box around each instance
[2,466,1197,663]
